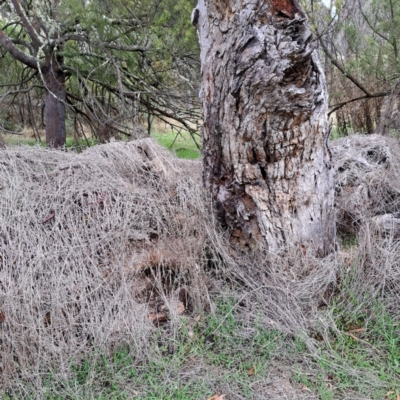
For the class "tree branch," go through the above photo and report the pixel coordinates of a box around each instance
[54,32,89,45]
[0,70,38,87]
[10,38,35,55]
[328,91,388,116]
[10,0,42,50]
[93,42,148,52]
[318,34,372,97]
[357,0,392,48]
[0,84,45,104]
[55,34,148,53]
[0,29,40,69]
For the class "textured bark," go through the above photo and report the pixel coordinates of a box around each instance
[194,0,335,256]
[43,56,66,148]
[377,84,400,135]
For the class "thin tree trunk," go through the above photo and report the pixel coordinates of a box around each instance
[377,83,400,135]
[364,100,374,134]
[43,56,66,148]
[194,0,335,257]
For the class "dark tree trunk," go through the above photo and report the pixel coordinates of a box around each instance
[43,56,66,148]
[193,0,335,257]
[364,101,374,134]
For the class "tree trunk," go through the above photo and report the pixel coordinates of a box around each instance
[193,0,335,257]
[377,83,400,135]
[43,56,66,148]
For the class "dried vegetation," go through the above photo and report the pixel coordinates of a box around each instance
[332,134,400,236]
[0,135,399,398]
[0,139,216,392]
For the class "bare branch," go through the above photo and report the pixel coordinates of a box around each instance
[328,92,388,116]
[54,33,89,45]
[318,34,372,97]
[93,42,148,52]
[10,38,35,55]
[0,84,45,97]
[10,0,43,50]
[0,70,38,87]
[0,29,40,69]
[54,34,148,53]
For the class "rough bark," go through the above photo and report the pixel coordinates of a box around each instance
[377,83,400,135]
[43,56,66,148]
[194,0,335,256]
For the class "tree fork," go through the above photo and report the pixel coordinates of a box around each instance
[193,0,335,256]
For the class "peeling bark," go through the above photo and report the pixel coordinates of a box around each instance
[194,0,335,256]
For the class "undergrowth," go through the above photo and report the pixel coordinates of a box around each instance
[1,138,400,399]
[2,129,201,159]
[2,134,97,152]
[294,264,400,400]
[2,300,285,399]
[3,285,399,399]
[151,130,201,159]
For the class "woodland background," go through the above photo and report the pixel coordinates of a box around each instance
[1,1,400,399]
[0,0,399,144]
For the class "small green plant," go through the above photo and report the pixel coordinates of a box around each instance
[337,231,358,249]
[3,133,97,151]
[151,130,201,159]
[4,128,201,160]
[294,273,400,400]
[3,299,286,399]
[65,136,98,152]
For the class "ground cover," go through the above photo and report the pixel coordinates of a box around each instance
[151,131,201,160]
[3,278,399,399]
[2,131,96,151]
[1,128,201,159]
[0,136,399,399]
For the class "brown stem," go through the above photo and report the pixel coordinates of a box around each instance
[318,34,372,96]
[0,29,39,69]
[10,0,42,50]
[328,92,388,116]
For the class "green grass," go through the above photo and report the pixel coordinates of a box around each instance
[293,270,400,400]
[3,130,201,159]
[3,128,400,399]
[65,136,98,152]
[294,311,400,399]
[3,134,43,147]
[151,131,201,160]
[3,134,96,152]
[2,274,400,399]
[2,300,284,399]
[37,349,212,400]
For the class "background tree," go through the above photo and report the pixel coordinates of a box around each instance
[0,0,200,147]
[302,0,400,135]
[193,0,335,256]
